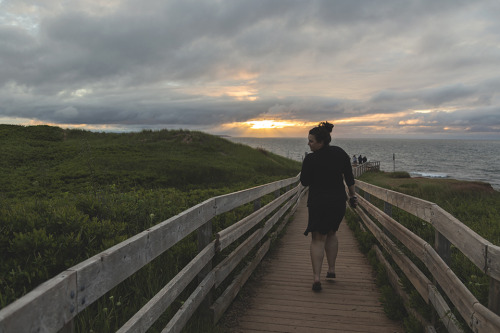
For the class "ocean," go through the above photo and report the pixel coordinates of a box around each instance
[227,137,500,191]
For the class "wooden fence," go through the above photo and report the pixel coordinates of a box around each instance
[352,160,380,178]
[353,179,500,333]
[0,175,305,333]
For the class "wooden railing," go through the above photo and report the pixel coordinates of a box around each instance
[353,180,500,333]
[352,160,380,178]
[0,175,305,333]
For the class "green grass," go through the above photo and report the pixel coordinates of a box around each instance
[0,124,301,332]
[350,170,500,332]
[358,170,500,245]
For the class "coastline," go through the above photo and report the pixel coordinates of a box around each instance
[227,137,500,192]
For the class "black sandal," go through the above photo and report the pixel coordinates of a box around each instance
[312,281,322,291]
[326,272,336,278]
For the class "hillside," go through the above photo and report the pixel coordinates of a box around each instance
[0,124,301,197]
[0,124,301,309]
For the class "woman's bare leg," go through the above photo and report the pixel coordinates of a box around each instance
[310,232,327,282]
[325,230,339,275]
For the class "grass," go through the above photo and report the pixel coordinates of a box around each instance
[0,124,301,332]
[358,170,500,245]
[348,170,500,332]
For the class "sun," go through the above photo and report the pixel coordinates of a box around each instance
[245,120,295,129]
[219,119,322,137]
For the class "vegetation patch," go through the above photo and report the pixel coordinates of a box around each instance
[352,170,500,332]
[0,125,301,332]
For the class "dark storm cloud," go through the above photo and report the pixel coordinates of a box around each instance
[0,0,499,137]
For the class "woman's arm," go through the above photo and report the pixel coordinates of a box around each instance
[300,156,311,186]
[347,184,356,197]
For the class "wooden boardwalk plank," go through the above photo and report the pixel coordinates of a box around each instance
[221,198,403,333]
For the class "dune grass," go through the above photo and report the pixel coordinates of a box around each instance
[0,124,301,332]
[347,170,500,332]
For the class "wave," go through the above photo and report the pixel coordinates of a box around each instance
[410,172,449,179]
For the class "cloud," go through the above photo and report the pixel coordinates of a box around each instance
[0,0,499,138]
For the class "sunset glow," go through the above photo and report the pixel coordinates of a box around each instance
[245,120,296,129]
[1,1,498,139]
[219,119,319,137]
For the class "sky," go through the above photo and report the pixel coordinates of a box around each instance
[1,0,500,139]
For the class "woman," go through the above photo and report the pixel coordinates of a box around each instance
[300,121,357,291]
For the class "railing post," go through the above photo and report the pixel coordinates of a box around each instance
[381,201,393,236]
[489,278,500,315]
[434,231,451,265]
[384,202,392,217]
[198,219,213,317]
[253,199,261,211]
[432,230,451,326]
[58,320,74,333]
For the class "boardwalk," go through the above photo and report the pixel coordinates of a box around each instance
[222,197,403,333]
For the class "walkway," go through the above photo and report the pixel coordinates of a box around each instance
[222,197,403,333]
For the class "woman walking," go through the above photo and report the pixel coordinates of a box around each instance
[300,121,357,291]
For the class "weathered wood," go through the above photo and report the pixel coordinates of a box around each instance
[214,228,264,288]
[5,170,500,333]
[430,205,489,277]
[117,242,215,333]
[273,190,302,236]
[360,187,500,333]
[357,206,430,303]
[224,198,403,333]
[217,187,297,251]
[434,230,451,265]
[427,285,462,333]
[485,246,500,327]
[359,196,427,261]
[70,229,152,312]
[487,244,500,282]
[147,198,216,261]
[197,220,214,316]
[0,175,302,333]
[72,198,217,312]
[214,176,298,215]
[352,161,380,178]
[358,180,500,281]
[161,271,215,333]
[253,198,261,211]
[423,244,477,326]
[489,278,500,315]
[261,189,298,235]
[214,187,301,289]
[212,239,271,323]
[58,319,74,333]
[373,245,434,329]
[0,271,77,333]
[197,220,213,281]
[356,180,434,222]
[384,201,393,217]
[471,302,500,333]
[357,190,500,332]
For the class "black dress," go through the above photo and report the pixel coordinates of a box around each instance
[300,144,355,235]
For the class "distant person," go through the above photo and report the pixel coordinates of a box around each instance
[358,155,363,165]
[352,154,357,165]
[362,156,367,164]
[300,121,357,292]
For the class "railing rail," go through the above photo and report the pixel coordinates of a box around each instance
[352,160,380,178]
[0,174,304,333]
[353,180,500,332]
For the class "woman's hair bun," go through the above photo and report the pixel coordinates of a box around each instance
[318,121,334,133]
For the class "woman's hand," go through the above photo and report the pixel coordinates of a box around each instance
[349,196,358,208]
